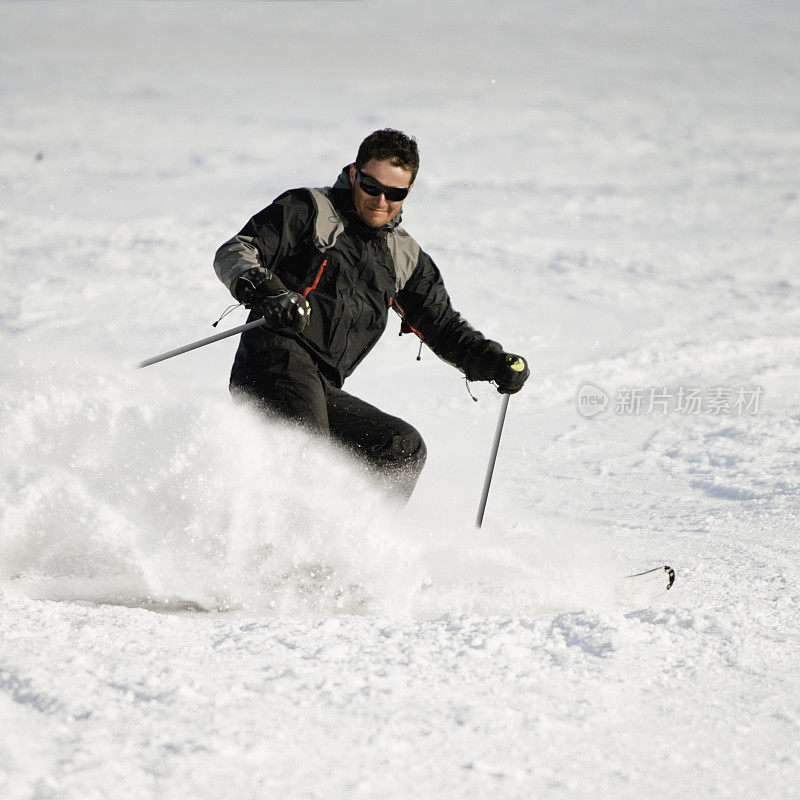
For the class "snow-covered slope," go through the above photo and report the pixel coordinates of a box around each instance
[1,2,799,797]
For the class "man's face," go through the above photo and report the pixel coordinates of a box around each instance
[349,158,414,229]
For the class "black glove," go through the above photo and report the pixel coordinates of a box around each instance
[253,290,311,332]
[493,352,530,394]
[234,268,311,333]
[464,341,530,394]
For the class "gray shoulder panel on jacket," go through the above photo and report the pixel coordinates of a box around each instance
[308,188,346,252]
[309,186,420,289]
[386,227,421,291]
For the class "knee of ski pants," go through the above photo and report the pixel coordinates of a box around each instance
[368,427,426,504]
[383,426,427,471]
[398,429,427,499]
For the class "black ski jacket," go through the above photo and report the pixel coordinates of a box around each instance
[214,168,501,388]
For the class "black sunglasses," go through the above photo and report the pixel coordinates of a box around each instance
[355,168,410,202]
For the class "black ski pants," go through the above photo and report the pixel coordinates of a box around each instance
[229,336,426,502]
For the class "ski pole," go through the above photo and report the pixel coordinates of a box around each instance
[137,318,267,369]
[475,392,511,528]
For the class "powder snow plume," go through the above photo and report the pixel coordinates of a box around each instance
[0,358,626,618]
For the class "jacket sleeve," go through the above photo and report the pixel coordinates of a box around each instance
[213,190,316,298]
[395,250,504,380]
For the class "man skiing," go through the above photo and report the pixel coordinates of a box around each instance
[214,128,529,501]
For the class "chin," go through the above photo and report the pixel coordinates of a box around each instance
[363,213,388,227]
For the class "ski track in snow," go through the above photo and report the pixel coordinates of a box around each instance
[1,1,800,798]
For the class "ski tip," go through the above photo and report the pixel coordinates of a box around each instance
[665,565,675,590]
[626,564,676,591]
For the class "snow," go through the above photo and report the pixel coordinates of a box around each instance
[1,0,799,797]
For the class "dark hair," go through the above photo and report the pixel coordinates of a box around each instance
[355,128,419,183]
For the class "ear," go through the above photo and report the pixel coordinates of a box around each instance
[348,163,357,186]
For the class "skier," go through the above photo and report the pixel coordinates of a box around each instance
[214,128,529,501]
